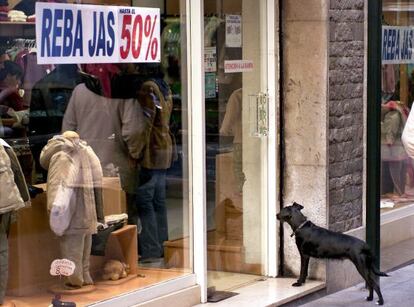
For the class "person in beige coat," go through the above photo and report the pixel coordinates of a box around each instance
[40,132,103,289]
[61,82,153,196]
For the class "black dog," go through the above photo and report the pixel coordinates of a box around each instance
[276,202,388,305]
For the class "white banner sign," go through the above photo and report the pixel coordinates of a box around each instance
[382,26,414,64]
[225,15,242,48]
[36,2,160,64]
[224,60,254,73]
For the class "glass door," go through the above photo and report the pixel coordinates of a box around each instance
[203,0,271,297]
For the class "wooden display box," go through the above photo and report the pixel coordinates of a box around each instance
[7,184,136,297]
[90,225,138,278]
[164,231,245,273]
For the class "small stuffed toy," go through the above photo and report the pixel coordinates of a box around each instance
[102,260,130,281]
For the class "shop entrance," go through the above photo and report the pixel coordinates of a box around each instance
[202,0,274,296]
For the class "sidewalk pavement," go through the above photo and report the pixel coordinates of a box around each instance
[301,263,414,307]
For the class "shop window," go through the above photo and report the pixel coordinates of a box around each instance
[381,2,414,213]
[200,0,269,299]
[0,0,190,305]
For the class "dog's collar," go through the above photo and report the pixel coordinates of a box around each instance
[291,220,309,237]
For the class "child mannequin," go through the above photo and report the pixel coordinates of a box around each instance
[40,131,103,289]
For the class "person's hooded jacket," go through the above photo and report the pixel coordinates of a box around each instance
[40,135,104,235]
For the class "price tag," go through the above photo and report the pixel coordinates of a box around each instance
[50,259,76,277]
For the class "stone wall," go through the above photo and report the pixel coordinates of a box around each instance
[328,0,365,232]
[282,0,329,279]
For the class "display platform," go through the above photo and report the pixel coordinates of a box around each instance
[7,180,135,297]
[6,268,188,307]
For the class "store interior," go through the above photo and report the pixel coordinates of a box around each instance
[0,0,274,305]
[1,0,193,306]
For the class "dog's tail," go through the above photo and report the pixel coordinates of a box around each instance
[363,248,389,277]
[372,266,389,277]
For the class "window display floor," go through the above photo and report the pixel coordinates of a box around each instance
[196,277,325,307]
[5,268,189,307]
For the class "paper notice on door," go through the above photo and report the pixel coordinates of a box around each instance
[204,47,217,72]
[205,72,216,99]
[225,15,242,48]
[224,60,254,73]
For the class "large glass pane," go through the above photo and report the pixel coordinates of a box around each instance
[203,0,268,297]
[381,0,414,270]
[381,3,414,212]
[0,0,190,305]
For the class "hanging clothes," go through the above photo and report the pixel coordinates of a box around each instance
[382,64,396,94]
[161,19,181,95]
[0,138,30,304]
[381,101,410,195]
[0,138,30,213]
[82,64,120,98]
[18,52,50,108]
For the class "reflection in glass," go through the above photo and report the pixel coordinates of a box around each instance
[203,0,268,299]
[0,1,190,305]
[381,5,414,213]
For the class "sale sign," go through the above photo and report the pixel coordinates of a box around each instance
[35,2,160,64]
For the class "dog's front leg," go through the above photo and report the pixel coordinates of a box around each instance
[292,254,310,287]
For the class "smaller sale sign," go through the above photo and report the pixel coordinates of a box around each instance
[35,2,160,64]
[50,259,76,277]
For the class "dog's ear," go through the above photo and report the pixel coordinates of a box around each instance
[292,202,304,210]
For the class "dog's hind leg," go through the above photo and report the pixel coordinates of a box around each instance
[363,253,385,305]
[364,252,385,305]
[364,282,375,303]
[292,254,310,287]
[368,272,384,306]
[353,255,385,305]
[351,257,375,303]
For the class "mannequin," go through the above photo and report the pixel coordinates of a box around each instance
[40,131,103,289]
[0,138,30,306]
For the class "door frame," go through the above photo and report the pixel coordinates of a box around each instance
[188,0,208,303]
[188,0,279,303]
[366,0,381,272]
[266,0,279,278]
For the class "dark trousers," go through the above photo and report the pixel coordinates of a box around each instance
[135,168,168,259]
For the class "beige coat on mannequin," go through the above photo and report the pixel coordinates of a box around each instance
[40,133,104,234]
[40,133,103,288]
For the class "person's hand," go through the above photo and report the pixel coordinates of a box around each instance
[138,84,156,109]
